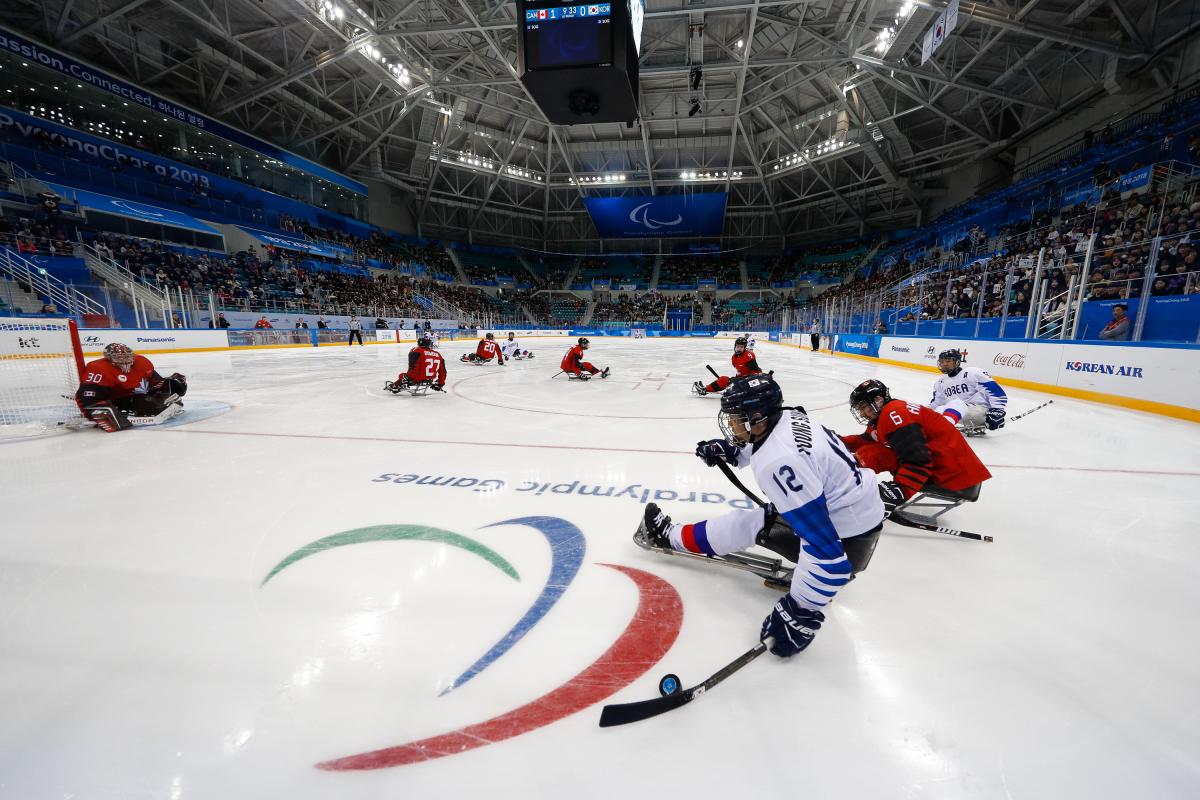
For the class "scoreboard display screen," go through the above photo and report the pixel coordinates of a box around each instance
[523,1,614,69]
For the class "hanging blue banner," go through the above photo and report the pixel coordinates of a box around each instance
[0,26,367,195]
[44,182,221,234]
[238,226,343,259]
[584,192,727,238]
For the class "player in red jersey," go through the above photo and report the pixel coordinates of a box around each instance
[75,343,187,432]
[386,336,446,394]
[693,336,761,395]
[461,332,505,365]
[841,379,991,509]
[560,337,609,380]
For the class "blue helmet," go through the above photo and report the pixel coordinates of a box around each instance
[719,373,783,444]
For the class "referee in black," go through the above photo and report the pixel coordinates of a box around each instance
[348,314,364,346]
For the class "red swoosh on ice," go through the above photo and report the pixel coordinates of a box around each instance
[317,563,683,770]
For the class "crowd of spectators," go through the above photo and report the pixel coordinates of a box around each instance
[657,256,740,286]
[0,215,72,257]
[591,292,665,324]
[816,178,1200,329]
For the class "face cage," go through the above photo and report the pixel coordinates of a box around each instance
[937,358,961,375]
[107,353,135,372]
[718,409,757,446]
[851,399,879,425]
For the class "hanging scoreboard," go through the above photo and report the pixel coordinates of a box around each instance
[518,0,643,124]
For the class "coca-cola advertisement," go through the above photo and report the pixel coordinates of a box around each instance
[993,353,1026,369]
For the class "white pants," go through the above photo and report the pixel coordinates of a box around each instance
[939,400,987,428]
[668,506,768,556]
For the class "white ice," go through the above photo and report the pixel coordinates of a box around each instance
[1,337,1198,799]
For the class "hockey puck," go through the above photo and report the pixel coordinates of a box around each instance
[658,673,682,696]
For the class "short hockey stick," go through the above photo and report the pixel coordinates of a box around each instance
[887,511,993,543]
[706,364,721,380]
[598,637,773,727]
[716,460,767,508]
[1010,399,1053,423]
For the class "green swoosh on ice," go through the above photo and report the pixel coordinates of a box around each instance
[260,525,520,586]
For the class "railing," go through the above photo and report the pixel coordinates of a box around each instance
[0,248,107,318]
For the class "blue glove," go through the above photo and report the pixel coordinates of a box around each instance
[760,594,824,657]
[695,438,740,467]
[986,407,1006,430]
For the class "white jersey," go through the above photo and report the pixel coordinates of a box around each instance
[930,366,1008,412]
[500,338,521,358]
[747,335,757,350]
[730,409,883,612]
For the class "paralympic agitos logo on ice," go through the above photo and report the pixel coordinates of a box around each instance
[258,516,682,771]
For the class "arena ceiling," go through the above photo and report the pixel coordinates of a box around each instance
[8,0,1199,249]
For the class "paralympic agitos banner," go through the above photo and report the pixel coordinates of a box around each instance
[584,192,727,238]
[0,26,367,195]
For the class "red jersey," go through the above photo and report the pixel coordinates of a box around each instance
[732,350,761,377]
[476,339,503,363]
[406,346,447,386]
[562,344,586,372]
[79,354,159,402]
[254,319,272,328]
[843,399,991,496]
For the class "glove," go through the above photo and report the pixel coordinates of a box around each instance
[695,438,740,467]
[878,480,906,517]
[986,407,1006,430]
[430,384,445,392]
[760,594,824,657]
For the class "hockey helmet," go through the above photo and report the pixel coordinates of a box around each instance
[719,373,783,446]
[103,342,135,371]
[578,337,590,349]
[849,379,891,424]
[507,331,515,339]
[417,336,432,349]
[734,336,748,352]
[485,332,495,340]
[937,348,963,376]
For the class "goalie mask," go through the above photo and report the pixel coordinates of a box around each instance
[103,342,136,372]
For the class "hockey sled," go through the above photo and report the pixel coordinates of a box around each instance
[899,483,981,523]
[634,517,794,590]
[384,379,436,396]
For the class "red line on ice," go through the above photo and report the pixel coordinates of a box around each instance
[160,429,1200,477]
[315,563,683,770]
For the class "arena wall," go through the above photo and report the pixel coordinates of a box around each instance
[796,333,1200,422]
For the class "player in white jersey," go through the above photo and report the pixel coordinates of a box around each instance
[640,374,887,658]
[746,334,757,351]
[930,349,1007,433]
[500,331,532,360]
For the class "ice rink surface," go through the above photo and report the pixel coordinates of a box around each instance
[2,337,1198,799]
